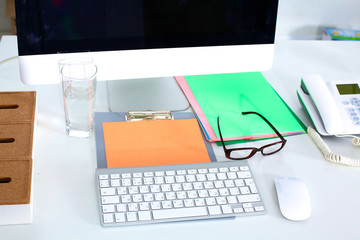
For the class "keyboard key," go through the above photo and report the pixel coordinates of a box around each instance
[198,168,208,174]
[144,178,153,185]
[161,201,172,209]
[219,167,229,172]
[173,200,184,208]
[150,185,160,193]
[166,170,176,176]
[165,176,175,184]
[237,194,261,203]
[188,169,197,174]
[237,171,251,178]
[128,203,139,211]
[255,206,265,212]
[175,175,186,183]
[154,177,164,184]
[216,197,226,205]
[117,187,127,195]
[102,204,115,213]
[182,183,193,190]
[227,196,237,204]
[244,207,254,213]
[103,214,114,223]
[122,179,131,186]
[227,172,237,179]
[230,167,239,171]
[110,174,120,179]
[139,186,149,193]
[139,202,150,210]
[133,173,142,178]
[155,171,164,176]
[153,207,208,220]
[100,188,116,196]
[151,201,161,210]
[143,193,154,202]
[110,179,120,187]
[138,211,152,221]
[144,172,154,177]
[99,174,109,180]
[240,166,249,171]
[221,205,233,214]
[208,206,222,215]
[115,213,126,223]
[121,195,131,203]
[172,184,182,191]
[206,197,216,206]
[219,188,229,196]
[116,204,126,212]
[234,207,244,213]
[99,180,109,188]
[196,174,206,181]
[186,175,196,182]
[206,174,217,181]
[184,199,195,207]
[101,196,119,204]
[126,212,137,222]
[122,173,131,178]
[217,173,227,180]
[195,198,205,206]
[240,186,251,195]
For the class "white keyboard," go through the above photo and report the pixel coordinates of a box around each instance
[95,161,265,226]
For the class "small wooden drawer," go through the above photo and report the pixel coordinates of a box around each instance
[0,123,33,159]
[0,91,36,123]
[0,160,32,204]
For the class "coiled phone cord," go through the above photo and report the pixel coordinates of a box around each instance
[307,126,360,167]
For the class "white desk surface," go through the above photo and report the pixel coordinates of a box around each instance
[1,36,360,239]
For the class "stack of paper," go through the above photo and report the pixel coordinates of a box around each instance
[103,119,211,168]
[175,72,305,142]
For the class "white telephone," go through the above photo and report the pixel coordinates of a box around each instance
[297,74,360,136]
[298,74,360,167]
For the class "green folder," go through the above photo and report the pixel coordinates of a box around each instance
[178,72,306,142]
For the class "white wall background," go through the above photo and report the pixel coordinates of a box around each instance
[276,0,360,40]
[0,0,360,39]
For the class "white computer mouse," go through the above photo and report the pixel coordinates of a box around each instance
[274,176,311,221]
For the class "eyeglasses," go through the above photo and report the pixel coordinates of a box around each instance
[217,112,287,160]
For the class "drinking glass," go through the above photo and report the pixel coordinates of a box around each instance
[60,60,97,137]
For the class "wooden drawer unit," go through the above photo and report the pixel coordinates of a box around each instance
[0,92,36,204]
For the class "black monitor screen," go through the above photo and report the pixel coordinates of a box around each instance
[15,0,278,55]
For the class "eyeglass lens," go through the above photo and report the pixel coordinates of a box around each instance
[228,149,255,159]
[228,141,284,159]
[261,142,284,155]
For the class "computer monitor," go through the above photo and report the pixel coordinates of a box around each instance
[15,1,278,86]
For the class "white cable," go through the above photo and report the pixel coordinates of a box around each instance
[0,56,18,66]
[307,126,360,167]
[335,134,360,147]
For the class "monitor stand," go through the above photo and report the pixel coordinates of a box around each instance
[106,76,190,112]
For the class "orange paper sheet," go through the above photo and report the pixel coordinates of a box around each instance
[103,119,211,168]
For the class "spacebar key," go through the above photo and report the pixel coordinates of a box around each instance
[153,207,208,220]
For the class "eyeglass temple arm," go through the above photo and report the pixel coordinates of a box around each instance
[217,116,229,151]
[241,112,286,141]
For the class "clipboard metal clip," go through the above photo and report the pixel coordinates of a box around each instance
[125,110,174,121]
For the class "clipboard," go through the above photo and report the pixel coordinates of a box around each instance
[95,111,216,169]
